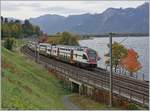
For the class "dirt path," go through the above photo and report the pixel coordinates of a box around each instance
[61,95,80,110]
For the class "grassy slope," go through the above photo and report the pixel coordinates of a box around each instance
[1,47,70,109]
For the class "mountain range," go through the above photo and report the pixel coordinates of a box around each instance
[29,3,149,34]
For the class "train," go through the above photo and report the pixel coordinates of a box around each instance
[27,41,100,69]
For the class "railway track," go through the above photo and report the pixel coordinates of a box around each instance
[93,68,149,93]
[21,45,149,107]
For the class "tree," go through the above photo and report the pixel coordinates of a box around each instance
[14,20,21,24]
[59,32,70,45]
[4,18,8,23]
[24,20,30,26]
[1,17,43,39]
[2,24,11,38]
[11,24,22,38]
[59,32,79,45]
[120,49,141,76]
[10,20,14,24]
[4,38,16,50]
[38,34,48,43]
[33,26,42,36]
[22,20,33,36]
[1,16,4,23]
[105,42,128,72]
[46,32,79,45]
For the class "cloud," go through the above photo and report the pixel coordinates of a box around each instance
[1,3,21,11]
[34,6,86,15]
[1,2,42,11]
[1,1,145,20]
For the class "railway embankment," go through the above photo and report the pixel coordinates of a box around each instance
[1,47,70,109]
[2,46,118,110]
[2,37,148,110]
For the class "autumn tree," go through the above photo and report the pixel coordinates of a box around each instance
[105,42,128,72]
[38,34,48,43]
[120,49,141,76]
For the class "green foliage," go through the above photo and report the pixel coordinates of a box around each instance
[1,23,12,38]
[105,42,128,72]
[128,103,138,110]
[1,16,43,39]
[4,38,16,50]
[47,31,79,45]
[2,47,70,109]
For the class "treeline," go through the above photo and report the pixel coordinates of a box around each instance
[82,32,149,38]
[39,32,79,46]
[1,16,43,39]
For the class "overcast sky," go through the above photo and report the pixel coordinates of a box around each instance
[1,1,146,20]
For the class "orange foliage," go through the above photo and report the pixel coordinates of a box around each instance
[38,34,48,43]
[120,49,141,73]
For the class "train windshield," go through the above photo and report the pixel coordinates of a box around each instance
[87,49,97,58]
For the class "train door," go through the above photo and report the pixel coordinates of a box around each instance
[57,48,59,59]
[70,49,74,64]
[50,45,52,56]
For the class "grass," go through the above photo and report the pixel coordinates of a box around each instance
[1,47,70,110]
[69,94,120,110]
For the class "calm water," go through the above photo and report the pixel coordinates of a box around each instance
[79,37,149,81]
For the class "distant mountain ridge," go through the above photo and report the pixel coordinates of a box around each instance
[29,3,149,34]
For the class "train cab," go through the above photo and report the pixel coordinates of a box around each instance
[83,48,100,68]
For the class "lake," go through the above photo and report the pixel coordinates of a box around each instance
[79,37,149,81]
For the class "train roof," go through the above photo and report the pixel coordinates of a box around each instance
[39,43,51,46]
[56,45,88,49]
[29,41,89,50]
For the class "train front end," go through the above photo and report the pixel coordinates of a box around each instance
[84,48,100,68]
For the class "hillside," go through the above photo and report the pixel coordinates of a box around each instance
[29,3,149,34]
[1,47,70,109]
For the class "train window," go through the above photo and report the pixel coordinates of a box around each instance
[80,49,83,51]
[87,50,96,58]
[83,54,88,60]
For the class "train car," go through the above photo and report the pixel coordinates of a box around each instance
[28,41,37,51]
[28,42,100,68]
[38,43,50,55]
[54,45,100,68]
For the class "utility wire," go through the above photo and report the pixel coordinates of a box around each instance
[119,37,129,44]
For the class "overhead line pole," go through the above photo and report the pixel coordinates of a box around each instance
[109,32,114,107]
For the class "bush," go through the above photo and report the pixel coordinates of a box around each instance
[4,38,16,50]
[128,103,138,110]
